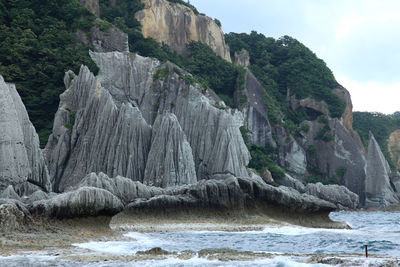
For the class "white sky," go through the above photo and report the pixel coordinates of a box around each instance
[190,0,400,114]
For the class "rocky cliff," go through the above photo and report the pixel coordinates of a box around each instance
[365,134,398,207]
[135,0,231,62]
[0,76,51,193]
[388,129,400,170]
[45,50,249,192]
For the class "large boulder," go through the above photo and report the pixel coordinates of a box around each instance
[0,75,51,193]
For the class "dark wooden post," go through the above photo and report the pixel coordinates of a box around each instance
[364,244,368,258]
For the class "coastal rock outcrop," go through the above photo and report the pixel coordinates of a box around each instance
[135,0,231,62]
[301,118,367,203]
[45,51,250,192]
[30,187,123,218]
[365,134,398,207]
[91,22,129,53]
[0,75,51,193]
[305,182,359,209]
[143,113,197,187]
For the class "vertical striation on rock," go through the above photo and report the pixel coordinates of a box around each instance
[144,113,197,187]
[387,129,400,170]
[46,51,250,192]
[243,70,275,147]
[0,76,50,193]
[365,133,398,207]
[135,0,231,62]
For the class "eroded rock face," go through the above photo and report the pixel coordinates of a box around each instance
[79,0,100,16]
[243,70,275,147]
[305,182,359,209]
[334,87,353,131]
[45,51,250,192]
[387,129,400,170]
[30,187,123,218]
[91,22,129,53]
[234,49,250,67]
[143,113,197,187]
[0,76,51,193]
[365,134,398,207]
[135,0,231,62]
[301,118,367,204]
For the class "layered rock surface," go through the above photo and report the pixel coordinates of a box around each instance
[135,0,231,62]
[45,51,250,192]
[0,76,51,193]
[365,134,398,207]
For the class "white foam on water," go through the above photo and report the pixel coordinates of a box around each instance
[262,225,358,236]
[74,232,168,254]
[183,226,355,236]
[73,240,135,254]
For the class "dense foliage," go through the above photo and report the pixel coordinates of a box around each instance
[0,0,98,146]
[225,31,345,119]
[353,111,400,169]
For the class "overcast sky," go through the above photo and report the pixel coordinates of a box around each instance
[190,0,400,114]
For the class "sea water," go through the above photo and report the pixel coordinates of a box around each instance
[1,211,400,266]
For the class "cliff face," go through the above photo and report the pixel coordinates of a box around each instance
[0,76,51,193]
[388,129,400,170]
[365,134,398,207]
[45,51,249,192]
[79,0,100,16]
[135,0,231,62]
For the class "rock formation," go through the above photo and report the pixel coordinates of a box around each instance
[135,0,231,62]
[365,133,398,207]
[242,70,275,147]
[45,51,249,192]
[79,0,100,16]
[91,21,129,53]
[143,113,197,187]
[234,49,250,67]
[387,129,400,170]
[0,76,51,193]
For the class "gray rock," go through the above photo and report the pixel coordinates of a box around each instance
[45,64,153,192]
[126,174,336,214]
[305,182,359,209]
[46,52,250,192]
[76,172,162,204]
[301,118,367,204]
[234,49,250,67]
[91,21,129,53]
[1,185,21,201]
[30,187,123,218]
[275,173,306,193]
[242,70,275,147]
[144,113,197,187]
[79,0,100,16]
[0,75,50,192]
[365,134,398,208]
[0,203,30,232]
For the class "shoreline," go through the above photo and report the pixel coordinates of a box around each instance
[1,211,400,266]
